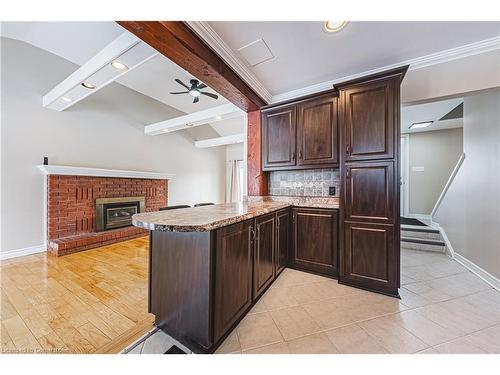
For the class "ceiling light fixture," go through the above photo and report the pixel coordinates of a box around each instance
[189,89,201,98]
[215,115,222,120]
[61,97,72,103]
[81,82,96,90]
[186,123,193,127]
[110,61,128,71]
[323,21,348,33]
[162,129,170,133]
[409,121,434,129]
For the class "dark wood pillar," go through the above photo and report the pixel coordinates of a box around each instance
[247,110,268,196]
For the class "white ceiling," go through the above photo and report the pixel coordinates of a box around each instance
[116,55,227,114]
[208,21,500,96]
[1,21,493,140]
[0,21,228,114]
[0,22,124,65]
[401,98,463,134]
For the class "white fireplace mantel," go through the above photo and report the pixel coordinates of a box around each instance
[37,165,175,180]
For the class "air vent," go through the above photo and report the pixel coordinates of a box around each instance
[237,38,274,67]
[439,103,463,121]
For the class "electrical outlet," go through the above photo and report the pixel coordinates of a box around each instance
[328,186,336,196]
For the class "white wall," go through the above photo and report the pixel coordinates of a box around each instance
[402,50,500,104]
[433,88,500,279]
[0,37,226,254]
[407,128,463,215]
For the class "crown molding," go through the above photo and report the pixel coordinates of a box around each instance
[185,21,273,104]
[185,22,499,106]
[273,36,500,103]
[37,165,175,180]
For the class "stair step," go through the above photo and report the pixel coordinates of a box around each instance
[401,226,439,234]
[401,228,442,240]
[401,237,446,253]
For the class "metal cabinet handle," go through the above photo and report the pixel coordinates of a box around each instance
[292,151,296,161]
[346,144,351,155]
[298,150,303,160]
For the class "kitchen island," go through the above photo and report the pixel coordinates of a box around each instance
[132,198,339,353]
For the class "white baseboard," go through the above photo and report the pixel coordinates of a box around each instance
[0,244,46,261]
[432,220,499,291]
[432,221,454,256]
[453,253,500,292]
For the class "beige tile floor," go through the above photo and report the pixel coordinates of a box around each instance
[216,249,500,354]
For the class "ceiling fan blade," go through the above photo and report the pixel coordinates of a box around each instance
[175,79,190,90]
[201,92,219,100]
[197,83,207,89]
[193,96,200,104]
[169,91,189,94]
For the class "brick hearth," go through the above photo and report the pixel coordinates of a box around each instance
[47,175,167,256]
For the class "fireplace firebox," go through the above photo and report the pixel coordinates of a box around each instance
[96,197,145,232]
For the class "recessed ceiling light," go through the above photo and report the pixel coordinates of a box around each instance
[162,129,170,132]
[323,21,348,33]
[81,82,96,90]
[111,61,128,71]
[186,123,193,127]
[215,115,222,120]
[211,144,216,147]
[61,97,72,103]
[409,121,434,129]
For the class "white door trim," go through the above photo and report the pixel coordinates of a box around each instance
[401,134,410,217]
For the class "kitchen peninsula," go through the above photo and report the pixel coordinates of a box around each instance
[132,66,407,354]
[132,198,339,353]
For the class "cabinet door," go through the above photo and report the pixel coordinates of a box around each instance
[254,213,276,298]
[214,220,254,342]
[276,209,290,275]
[345,161,394,224]
[262,107,296,170]
[292,208,338,276]
[342,79,395,161]
[297,96,338,167]
[343,222,397,294]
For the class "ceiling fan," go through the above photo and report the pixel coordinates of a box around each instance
[170,79,219,103]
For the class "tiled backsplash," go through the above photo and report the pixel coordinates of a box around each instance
[269,169,340,197]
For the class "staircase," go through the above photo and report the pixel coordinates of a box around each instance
[401,225,446,253]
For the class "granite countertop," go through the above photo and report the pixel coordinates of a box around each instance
[133,201,289,232]
[133,196,339,232]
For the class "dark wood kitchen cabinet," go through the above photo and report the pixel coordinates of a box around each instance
[253,213,276,299]
[297,96,338,167]
[291,208,338,276]
[343,222,396,293]
[213,220,254,342]
[262,94,338,171]
[345,161,395,224]
[338,67,407,297]
[262,106,296,169]
[275,209,291,275]
[342,78,396,161]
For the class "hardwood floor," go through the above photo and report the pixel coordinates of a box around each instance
[1,237,153,354]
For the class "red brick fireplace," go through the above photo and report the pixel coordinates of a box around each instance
[46,174,168,256]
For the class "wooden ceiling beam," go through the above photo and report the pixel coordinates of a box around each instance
[116,21,266,112]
